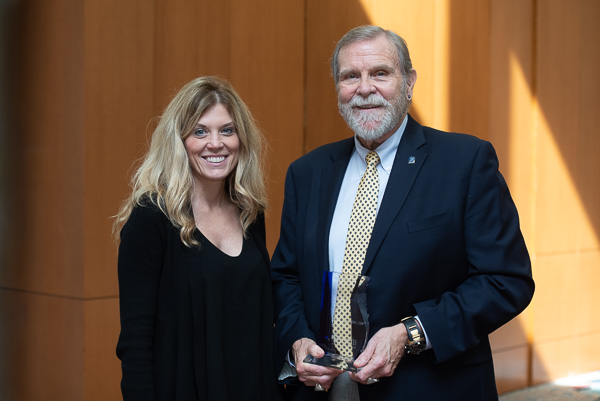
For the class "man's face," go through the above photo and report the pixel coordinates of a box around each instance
[336,34,414,144]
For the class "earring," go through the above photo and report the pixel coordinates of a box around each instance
[407,94,412,100]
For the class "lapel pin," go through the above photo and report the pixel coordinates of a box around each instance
[408,156,416,164]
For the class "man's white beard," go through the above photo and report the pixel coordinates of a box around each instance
[338,91,408,142]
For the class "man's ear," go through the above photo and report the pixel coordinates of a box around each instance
[407,69,417,94]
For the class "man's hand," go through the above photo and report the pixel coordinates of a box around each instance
[348,322,407,384]
[292,338,343,390]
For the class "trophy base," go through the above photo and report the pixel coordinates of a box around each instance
[303,353,360,372]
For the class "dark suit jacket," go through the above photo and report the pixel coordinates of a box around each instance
[271,115,534,400]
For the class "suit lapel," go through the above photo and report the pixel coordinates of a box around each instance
[363,116,427,274]
[317,139,354,274]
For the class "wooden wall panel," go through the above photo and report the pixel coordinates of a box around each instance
[0,1,88,399]
[153,0,233,106]
[80,4,156,399]
[83,0,155,297]
[384,0,436,127]
[228,0,305,252]
[492,347,530,393]
[1,0,85,297]
[0,291,84,400]
[487,0,536,393]
[0,3,14,279]
[532,331,600,385]
[84,298,121,401]
[447,0,491,138]
[536,0,600,254]
[531,0,600,384]
[489,0,535,240]
[304,0,370,152]
[2,0,600,399]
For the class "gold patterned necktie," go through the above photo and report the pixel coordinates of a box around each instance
[333,151,380,358]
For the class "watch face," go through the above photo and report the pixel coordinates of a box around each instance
[406,342,425,355]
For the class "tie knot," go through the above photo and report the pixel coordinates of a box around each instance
[365,151,380,168]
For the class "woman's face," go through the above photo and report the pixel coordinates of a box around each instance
[184,103,240,186]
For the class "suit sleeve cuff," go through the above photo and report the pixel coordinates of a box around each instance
[278,349,298,382]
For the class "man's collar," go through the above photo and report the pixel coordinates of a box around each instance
[353,115,408,173]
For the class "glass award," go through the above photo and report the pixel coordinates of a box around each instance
[303,271,370,372]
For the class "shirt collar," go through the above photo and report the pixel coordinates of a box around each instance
[353,115,408,174]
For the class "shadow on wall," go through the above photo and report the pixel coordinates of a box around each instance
[0,2,20,399]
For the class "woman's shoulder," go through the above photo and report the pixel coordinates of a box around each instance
[122,197,171,238]
[248,212,266,236]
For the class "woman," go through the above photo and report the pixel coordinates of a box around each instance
[113,76,280,400]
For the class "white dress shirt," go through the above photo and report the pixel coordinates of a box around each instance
[328,116,407,309]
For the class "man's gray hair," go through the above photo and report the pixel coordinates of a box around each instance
[330,25,413,87]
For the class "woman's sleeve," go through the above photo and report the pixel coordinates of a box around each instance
[116,204,168,400]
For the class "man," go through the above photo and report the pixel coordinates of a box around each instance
[271,25,534,401]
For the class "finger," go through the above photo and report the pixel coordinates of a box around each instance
[348,370,374,385]
[292,338,315,364]
[353,341,375,368]
[352,355,368,369]
[298,358,339,381]
[306,343,325,359]
[352,361,380,383]
[354,347,391,382]
[301,369,342,388]
[317,371,344,389]
[298,347,325,372]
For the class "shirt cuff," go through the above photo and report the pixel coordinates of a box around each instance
[278,349,298,381]
[414,315,432,350]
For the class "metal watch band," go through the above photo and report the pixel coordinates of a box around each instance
[401,316,426,355]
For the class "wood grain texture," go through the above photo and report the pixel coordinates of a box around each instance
[1,0,600,399]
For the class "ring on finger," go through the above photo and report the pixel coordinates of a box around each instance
[315,383,326,392]
[367,377,380,385]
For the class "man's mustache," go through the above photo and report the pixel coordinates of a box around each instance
[348,94,390,108]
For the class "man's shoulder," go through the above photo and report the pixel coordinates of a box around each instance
[422,124,483,143]
[417,123,490,155]
[290,137,354,167]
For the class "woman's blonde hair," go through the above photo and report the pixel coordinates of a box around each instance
[113,76,268,247]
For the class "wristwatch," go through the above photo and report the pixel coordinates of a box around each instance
[401,316,426,355]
